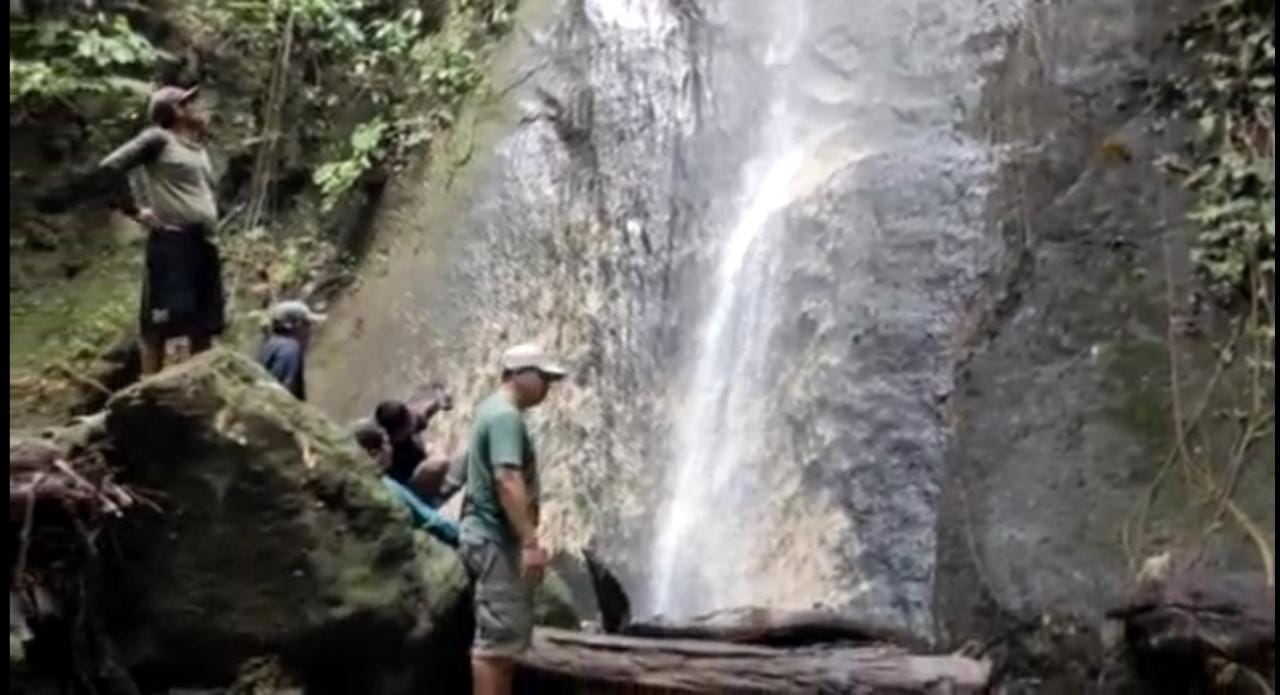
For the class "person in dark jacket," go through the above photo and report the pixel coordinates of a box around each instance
[374,388,455,500]
[257,300,325,400]
[37,85,225,374]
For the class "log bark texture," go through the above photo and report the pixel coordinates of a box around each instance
[624,606,922,649]
[517,628,991,694]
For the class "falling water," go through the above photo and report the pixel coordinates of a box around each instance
[646,0,1027,622]
[316,0,1031,633]
[650,6,813,618]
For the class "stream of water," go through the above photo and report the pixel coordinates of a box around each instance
[645,0,1023,622]
[648,1,826,618]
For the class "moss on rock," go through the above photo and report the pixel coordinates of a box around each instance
[99,350,470,693]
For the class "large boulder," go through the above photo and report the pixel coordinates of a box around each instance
[98,350,471,694]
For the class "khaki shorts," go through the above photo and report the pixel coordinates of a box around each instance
[460,536,533,658]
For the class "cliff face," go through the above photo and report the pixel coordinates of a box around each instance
[7,0,1272,692]
[294,0,1280,665]
[312,0,1273,656]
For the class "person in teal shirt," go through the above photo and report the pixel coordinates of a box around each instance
[352,420,465,547]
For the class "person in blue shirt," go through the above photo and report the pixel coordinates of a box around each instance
[257,300,325,400]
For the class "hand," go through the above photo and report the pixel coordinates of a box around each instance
[135,207,163,229]
[520,542,550,584]
[431,384,454,411]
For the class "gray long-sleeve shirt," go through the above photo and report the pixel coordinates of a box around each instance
[100,127,218,229]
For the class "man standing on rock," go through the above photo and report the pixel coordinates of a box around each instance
[37,85,225,375]
[461,343,567,695]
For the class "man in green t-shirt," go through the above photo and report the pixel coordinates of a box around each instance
[459,343,567,695]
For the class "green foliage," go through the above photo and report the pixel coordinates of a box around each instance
[235,224,340,293]
[460,0,518,34]
[1185,153,1274,289]
[1173,0,1274,300]
[9,14,161,113]
[420,40,483,106]
[313,118,390,211]
[186,0,492,212]
[304,12,487,210]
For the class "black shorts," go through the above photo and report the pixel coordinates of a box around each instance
[139,226,226,340]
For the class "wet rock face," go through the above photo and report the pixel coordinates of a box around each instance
[315,0,727,598]
[100,351,471,694]
[936,0,1275,653]
[317,0,1016,635]
[315,0,1272,654]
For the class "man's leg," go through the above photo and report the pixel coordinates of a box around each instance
[139,334,165,375]
[471,656,514,695]
[463,539,533,695]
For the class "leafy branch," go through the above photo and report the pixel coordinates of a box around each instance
[10,14,163,117]
[313,118,390,211]
[1128,0,1275,586]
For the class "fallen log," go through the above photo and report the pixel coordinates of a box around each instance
[516,628,991,694]
[625,606,922,650]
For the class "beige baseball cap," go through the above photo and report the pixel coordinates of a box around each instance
[501,343,568,380]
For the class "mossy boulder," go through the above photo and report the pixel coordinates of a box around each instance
[534,570,582,630]
[98,350,470,694]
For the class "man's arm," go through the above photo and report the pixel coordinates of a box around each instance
[497,470,547,582]
[487,412,547,581]
[99,129,167,219]
[36,129,166,216]
[99,128,168,173]
[495,468,538,547]
[413,389,453,433]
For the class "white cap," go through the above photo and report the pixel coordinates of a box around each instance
[269,300,327,327]
[501,343,568,380]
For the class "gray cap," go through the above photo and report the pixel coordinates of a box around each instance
[148,85,199,124]
[501,343,568,379]
[269,300,327,327]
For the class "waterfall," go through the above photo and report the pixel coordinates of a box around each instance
[318,0,1027,635]
[644,0,1025,623]
[650,4,813,618]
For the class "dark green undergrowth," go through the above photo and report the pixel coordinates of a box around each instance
[9,0,516,426]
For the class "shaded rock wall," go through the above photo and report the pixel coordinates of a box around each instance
[937,0,1273,640]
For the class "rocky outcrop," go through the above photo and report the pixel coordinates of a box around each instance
[1107,556,1274,692]
[312,1,1272,689]
[97,350,471,694]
